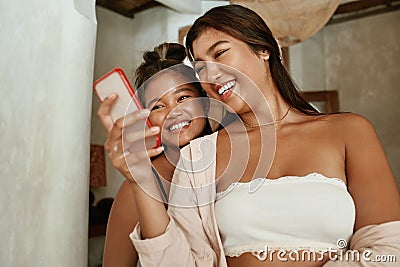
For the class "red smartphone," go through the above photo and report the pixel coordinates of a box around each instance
[94,68,161,149]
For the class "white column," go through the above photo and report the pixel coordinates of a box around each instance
[0,1,97,266]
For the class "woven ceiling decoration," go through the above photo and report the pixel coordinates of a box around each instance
[230,0,340,46]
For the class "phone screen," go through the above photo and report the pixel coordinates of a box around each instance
[94,68,161,150]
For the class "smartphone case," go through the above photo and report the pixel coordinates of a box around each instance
[94,68,161,149]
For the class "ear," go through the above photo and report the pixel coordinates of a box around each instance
[259,50,270,61]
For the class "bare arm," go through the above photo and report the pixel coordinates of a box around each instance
[102,181,138,267]
[323,114,400,266]
[344,114,400,230]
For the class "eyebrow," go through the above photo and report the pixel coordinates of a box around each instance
[146,87,196,108]
[194,40,229,61]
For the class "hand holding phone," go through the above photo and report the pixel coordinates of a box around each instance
[94,68,161,149]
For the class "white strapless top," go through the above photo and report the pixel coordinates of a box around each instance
[215,173,356,258]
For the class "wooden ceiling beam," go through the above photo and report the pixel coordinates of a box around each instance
[96,0,160,18]
[329,0,400,24]
[96,0,400,23]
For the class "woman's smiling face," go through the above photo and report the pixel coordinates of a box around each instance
[143,70,207,148]
[192,28,270,115]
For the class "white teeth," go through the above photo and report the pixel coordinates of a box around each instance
[218,81,235,95]
[169,121,190,131]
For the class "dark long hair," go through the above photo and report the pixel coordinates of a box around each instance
[134,42,212,135]
[185,5,319,115]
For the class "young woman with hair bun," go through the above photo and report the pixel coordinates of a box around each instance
[99,42,212,267]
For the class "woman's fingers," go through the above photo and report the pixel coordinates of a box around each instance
[106,109,153,151]
[146,146,165,158]
[105,137,164,174]
[104,146,164,185]
[114,109,150,129]
[124,126,160,144]
[97,94,118,134]
[100,103,164,183]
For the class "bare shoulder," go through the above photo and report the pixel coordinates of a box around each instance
[319,112,370,126]
[118,180,135,195]
[112,180,136,213]
[318,113,376,139]
[321,114,385,161]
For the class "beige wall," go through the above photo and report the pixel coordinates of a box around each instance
[1,1,97,266]
[290,11,400,187]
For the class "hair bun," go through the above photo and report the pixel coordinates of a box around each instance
[142,50,160,64]
[165,43,186,62]
[143,43,186,64]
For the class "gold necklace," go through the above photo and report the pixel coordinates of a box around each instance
[243,106,291,128]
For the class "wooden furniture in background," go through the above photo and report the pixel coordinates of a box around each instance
[178,25,191,45]
[300,90,339,113]
[89,144,110,238]
[90,144,107,187]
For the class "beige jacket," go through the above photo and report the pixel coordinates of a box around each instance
[130,132,400,266]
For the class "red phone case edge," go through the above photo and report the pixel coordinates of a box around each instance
[93,68,161,148]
